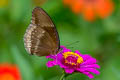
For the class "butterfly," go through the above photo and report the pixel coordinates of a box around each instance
[24,7,60,56]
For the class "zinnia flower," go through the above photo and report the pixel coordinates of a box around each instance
[46,46,100,79]
[63,0,114,21]
[0,63,21,80]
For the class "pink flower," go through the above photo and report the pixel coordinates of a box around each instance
[46,46,100,79]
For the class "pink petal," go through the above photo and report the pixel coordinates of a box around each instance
[63,49,71,52]
[74,50,82,56]
[64,68,74,73]
[77,67,100,75]
[81,64,100,69]
[82,72,94,79]
[46,55,56,59]
[82,54,92,61]
[57,61,67,68]
[81,58,97,65]
[46,61,57,67]
[60,45,67,49]
[80,68,100,75]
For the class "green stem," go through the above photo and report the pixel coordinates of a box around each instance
[60,73,65,80]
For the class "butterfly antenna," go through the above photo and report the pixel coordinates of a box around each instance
[66,41,79,47]
[65,41,79,50]
[67,46,74,49]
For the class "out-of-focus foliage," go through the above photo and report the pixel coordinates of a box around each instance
[0,0,120,80]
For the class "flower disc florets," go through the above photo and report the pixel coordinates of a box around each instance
[63,52,83,66]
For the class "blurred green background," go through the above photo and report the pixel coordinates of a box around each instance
[0,0,120,80]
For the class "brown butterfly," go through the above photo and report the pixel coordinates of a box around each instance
[24,7,60,56]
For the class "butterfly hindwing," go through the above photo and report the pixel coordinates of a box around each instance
[24,7,60,56]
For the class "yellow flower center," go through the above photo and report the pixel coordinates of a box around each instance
[63,52,83,66]
[0,73,15,80]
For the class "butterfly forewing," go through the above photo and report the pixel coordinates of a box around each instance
[24,7,60,56]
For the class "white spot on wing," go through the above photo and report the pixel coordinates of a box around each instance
[24,24,37,53]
